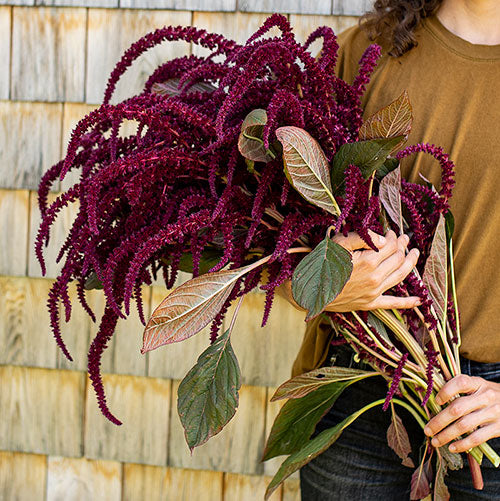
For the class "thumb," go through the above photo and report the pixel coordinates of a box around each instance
[332,230,386,252]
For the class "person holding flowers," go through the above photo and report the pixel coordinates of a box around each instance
[283,0,500,498]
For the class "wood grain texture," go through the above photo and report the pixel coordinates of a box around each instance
[225,293,306,387]
[239,0,330,15]
[289,14,359,55]
[11,7,86,102]
[0,277,58,368]
[0,366,85,456]
[0,189,29,276]
[28,191,79,279]
[86,9,191,105]
[0,8,11,99]
[332,0,371,16]
[38,0,117,7]
[169,382,267,475]
[84,373,170,465]
[123,464,224,501]
[282,478,301,501]
[121,0,235,10]
[47,456,122,501]
[147,285,213,380]
[0,451,47,501]
[0,0,34,6]
[0,101,63,190]
[60,103,98,191]
[98,287,151,377]
[223,472,281,501]
[191,11,270,58]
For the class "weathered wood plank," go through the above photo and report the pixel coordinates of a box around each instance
[46,456,122,501]
[0,189,29,276]
[147,285,213,380]
[84,373,170,465]
[86,9,191,105]
[0,0,34,6]
[0,277,58,368]
[169,382,267,475]
[28,191,79,279]
[225,293,307,387]
[0,8,11,99]
[98,287,151,377]
[283,478,301,501]
[120,0,235,11]
[60,103,97,192]
[0,366,85,456]
[332,0,370,16]
[38,0,117,7]
[223,472,282,501]
[0,101,63,190]
[289,14,359,52]
[191,11,270,57]
[123,464,224,501]
[11,7,86,102]
[239,0,330,15]
[0,451,47,501]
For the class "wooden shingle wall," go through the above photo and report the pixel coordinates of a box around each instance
[0,1,364,499]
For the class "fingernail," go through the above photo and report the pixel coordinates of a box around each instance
[449,444,457,452]
[404,235,410,245]
[413,249,420,257]
[431,438,439,447]
[435,396,442,405]
[424,426,431,436]
[377,235,386,245]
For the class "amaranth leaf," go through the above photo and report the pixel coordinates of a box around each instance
[359,90,413,152]
[292,236,353,320]
[177,327,241,451]
[271,366,375,401]
[387,404,415,467]
[379,165,404,234]
[262,380,353,461]
[143,263,256,352]
[264,401,382,500]
[331,136,404,190]
[423,215,447,321]
[276,126,340,216]
[238,109,274,163]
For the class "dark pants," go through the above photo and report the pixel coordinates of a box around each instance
[300,346,500,500]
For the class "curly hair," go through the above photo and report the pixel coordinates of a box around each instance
[361,0,444,57]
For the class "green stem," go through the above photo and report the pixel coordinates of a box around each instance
[392,398,427,430]
[400,384,428,420]
[478,442,500,468]
[449,238,462,355]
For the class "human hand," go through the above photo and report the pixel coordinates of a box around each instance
[424,374,500,453]
[279,229,421,312]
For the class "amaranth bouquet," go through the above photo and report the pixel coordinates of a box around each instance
[36,14,499,500]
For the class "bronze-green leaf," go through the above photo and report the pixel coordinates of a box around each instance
[262,381,352,462]
[423,215,447,321]
[143,264,254,352]
[271,366,374,401]
[379,165,403,234]
[276,126,340,215]
[152,78,216,96]
[238,109,274,163]
[359,90,413,152]
[331,136,404,190]
[292,236,353,321]
[177,327,241,451]
[264,401,381,500]
[387,405,415,467]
